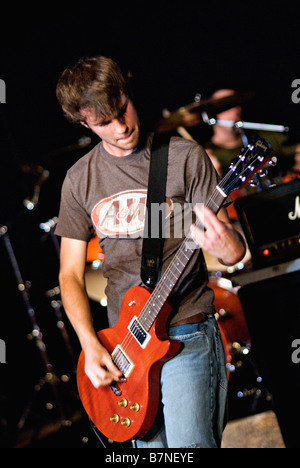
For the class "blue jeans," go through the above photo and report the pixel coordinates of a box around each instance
[136,315,228,448]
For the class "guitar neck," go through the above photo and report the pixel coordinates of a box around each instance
[138,187,227,331]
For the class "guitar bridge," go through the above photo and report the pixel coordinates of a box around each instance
[111,345,134,378]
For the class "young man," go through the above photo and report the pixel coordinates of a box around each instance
[55,56,246,448]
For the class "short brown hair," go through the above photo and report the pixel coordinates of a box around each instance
[56,56,131,124]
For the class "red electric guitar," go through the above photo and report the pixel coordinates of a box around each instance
[77,136,273,442]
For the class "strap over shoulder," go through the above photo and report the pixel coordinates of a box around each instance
[141,134,170,288]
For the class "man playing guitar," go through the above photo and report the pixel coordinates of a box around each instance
[55,55,246,448]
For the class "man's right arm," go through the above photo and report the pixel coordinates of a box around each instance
[59,237,122,387]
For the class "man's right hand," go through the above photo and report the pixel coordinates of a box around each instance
[83,339,123,388]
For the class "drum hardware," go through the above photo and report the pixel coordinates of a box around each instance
[39,217,60,257]
[40,218,79,369]
[85,264,108,307]
[236,387,263,399]
[0,224,72,433]
[161,108,197,143]
[85,233,108,306]
[44,135,92,160]
[154,91,255,133]
[45,288,77,371]
[209,276,274,416]
[204,118,289,134]
[209,276,251,378]
[22,166,50,211]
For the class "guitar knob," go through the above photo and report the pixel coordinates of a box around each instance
[121,418,131,427]
[130,402,140,412]
[118,398,128,407]
[110,414,120,423]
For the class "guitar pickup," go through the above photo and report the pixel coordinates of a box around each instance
[111,345,134,378]
[128,316,151,349]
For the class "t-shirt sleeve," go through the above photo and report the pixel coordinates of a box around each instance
[54,172,94,241]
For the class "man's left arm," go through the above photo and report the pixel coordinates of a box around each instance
[190,205,246,266]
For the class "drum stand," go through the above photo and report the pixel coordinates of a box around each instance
[40,217,77,371]
[0,224,72,435]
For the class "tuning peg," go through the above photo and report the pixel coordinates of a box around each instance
[268,156,277,167]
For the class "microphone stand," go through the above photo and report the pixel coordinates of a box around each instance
[203,117,289,134]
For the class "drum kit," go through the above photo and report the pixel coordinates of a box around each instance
[1,90,296,442]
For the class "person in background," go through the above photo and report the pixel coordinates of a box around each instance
[204,89,300,179]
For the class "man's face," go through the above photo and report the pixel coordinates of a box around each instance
[213,89,242,123]
[81,95,140,157]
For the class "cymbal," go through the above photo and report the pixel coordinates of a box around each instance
[154,91,255,133]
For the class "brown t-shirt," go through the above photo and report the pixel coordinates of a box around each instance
[55,135,221,327]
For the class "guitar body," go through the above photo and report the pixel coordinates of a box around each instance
[77,286,181,442]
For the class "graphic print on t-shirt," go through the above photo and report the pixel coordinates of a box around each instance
[91,189,173,238]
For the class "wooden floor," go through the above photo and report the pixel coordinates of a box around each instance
[221,411,285,448]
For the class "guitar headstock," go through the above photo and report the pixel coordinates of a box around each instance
[220,136,274,195]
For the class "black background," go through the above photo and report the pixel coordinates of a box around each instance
[0,1,300,447]
[1,2,300,165]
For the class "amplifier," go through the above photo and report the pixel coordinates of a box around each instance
[235,178,300,269]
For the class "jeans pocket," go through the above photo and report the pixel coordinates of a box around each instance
[168,320,208,341]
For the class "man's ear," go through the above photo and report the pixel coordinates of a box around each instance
[80,121,89,128]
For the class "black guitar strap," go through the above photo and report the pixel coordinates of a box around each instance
[141,134,170,288]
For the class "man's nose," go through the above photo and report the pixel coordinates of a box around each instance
[115,117,128,133]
